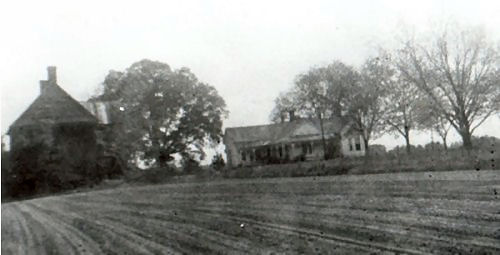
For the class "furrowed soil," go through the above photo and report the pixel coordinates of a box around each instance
[2,170,500,254]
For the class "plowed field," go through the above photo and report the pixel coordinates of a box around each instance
[2,170,500,254]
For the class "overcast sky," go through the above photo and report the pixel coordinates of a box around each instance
[1,0,499,153]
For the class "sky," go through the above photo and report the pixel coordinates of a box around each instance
[1,0,500,158]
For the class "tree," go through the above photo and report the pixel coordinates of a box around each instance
[346,56,389,156]
[274,61,358,159]
[380,53,422,154]
[269,90,300,123]
[294,67,331,159]
[415,98,452,150]
[396,23,500,150]
[96,59,228,168]
[272,61,366,159]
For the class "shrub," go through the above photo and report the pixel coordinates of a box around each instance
[211,153,225,171]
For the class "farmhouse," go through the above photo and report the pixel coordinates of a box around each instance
[8,66,99,184]
[224,112,366,167]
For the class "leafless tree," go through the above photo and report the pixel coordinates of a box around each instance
[381,52,423,155]
[346,56,389,156]
[416,98,453,150]
[269,91,300,123]
[293,67,332,159]
[271,61,359,159]
[396,24,500,150]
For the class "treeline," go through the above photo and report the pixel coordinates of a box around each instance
[272,22,500,156]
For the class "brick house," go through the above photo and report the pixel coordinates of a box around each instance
[8,67,99,187]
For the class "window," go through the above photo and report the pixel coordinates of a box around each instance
[302,142,313,154]
[355,136,361,151]
[241,151,246,161]
[279,146,283,157]
[250,150,255,161]
[349,138,353,151]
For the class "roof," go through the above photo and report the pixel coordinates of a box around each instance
[9,78,97,130]
[225,117,349,147]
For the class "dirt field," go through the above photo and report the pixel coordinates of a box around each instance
[2,170,500,254]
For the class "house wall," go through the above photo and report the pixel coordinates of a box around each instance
[225,135,366,168]
[227,140,334,167]
[341,134,366,157]
[10,125,50,152]
[9,123,98,179]
[52,123,98,176]
[224,136,240,167]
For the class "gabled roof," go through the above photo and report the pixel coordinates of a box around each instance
[9,69,97,130]
[225,117,349,147]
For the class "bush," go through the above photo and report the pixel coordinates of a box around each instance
[182,157,202,174]
[211,153,225,171]
[223,159,353,179]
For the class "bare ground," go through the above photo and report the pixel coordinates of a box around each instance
[2,169,500,254]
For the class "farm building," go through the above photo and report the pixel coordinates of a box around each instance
[224,112,366,167]
[7,67,100,194]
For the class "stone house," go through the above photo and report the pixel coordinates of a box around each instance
[224,112,366,168]
[8,67,99,185]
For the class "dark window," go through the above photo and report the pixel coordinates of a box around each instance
[241,151,246,161]
[279,146,283,157]
[349,138,353,151]
[308,143,313,154]
[250,150,255,161]
[355,136,361,151]
[285,145,290,158]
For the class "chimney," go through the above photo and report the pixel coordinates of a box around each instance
[47,66,57,84]
[40,66,57,94]
[289,110,295,122]
[39,80,49,95]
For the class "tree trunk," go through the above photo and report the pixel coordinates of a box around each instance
[460,129,473,151]
[157,154,167,168]
[318,113,327,160]
[442,136,448,151]
[404,127,411,155]
[404,136,411,155]
[363,136,370,157]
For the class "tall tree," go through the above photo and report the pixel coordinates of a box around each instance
[380,53,422,154]
[396,23,500,150]
[294,67,331,159]
[97,59,228,168]
[271,61,361,159]
[346,56,389,156]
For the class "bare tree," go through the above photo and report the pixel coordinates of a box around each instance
[294,67,331,159]
[271,61,358,159]
[346,56,389,156]
[416,98,452,150]
[396,24,500,150]
[381,53,423,155]
[269,90,300,123]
